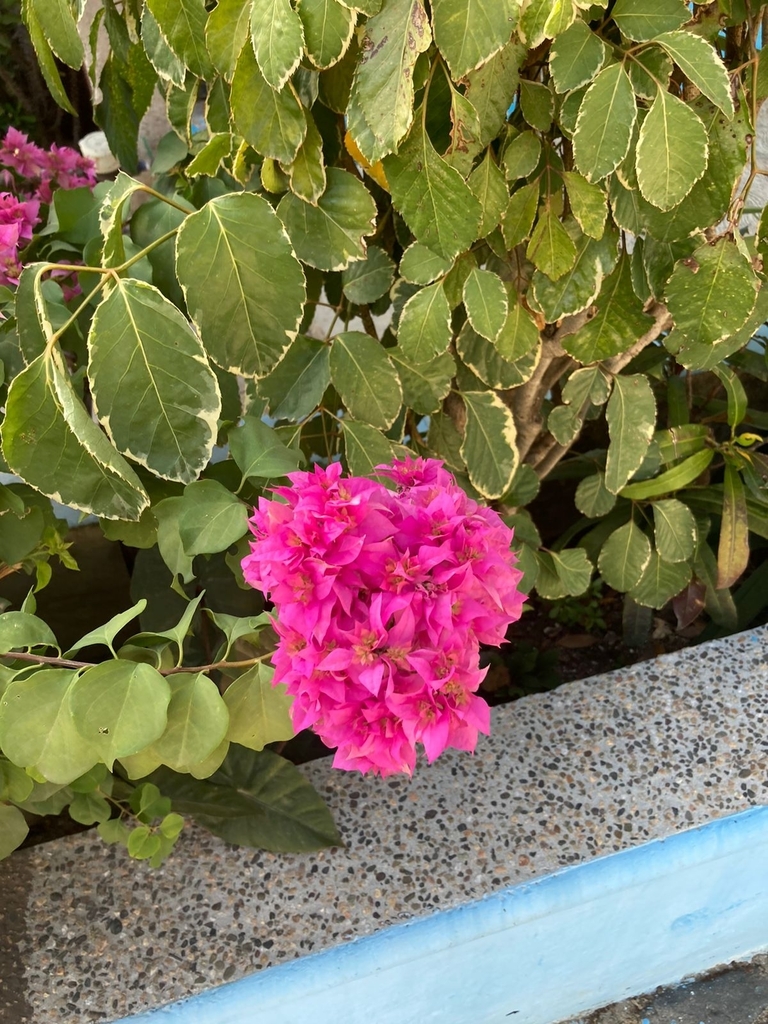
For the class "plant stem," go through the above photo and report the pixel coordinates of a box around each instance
[1,651,272,675]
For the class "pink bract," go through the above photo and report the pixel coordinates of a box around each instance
[241,457,524,777]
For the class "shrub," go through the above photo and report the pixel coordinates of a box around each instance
[1,0,767,862]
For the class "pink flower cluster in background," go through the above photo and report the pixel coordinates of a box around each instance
[242,458,524,776]
[0,127,97,287]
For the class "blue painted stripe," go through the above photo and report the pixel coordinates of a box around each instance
[114,807,768,1024]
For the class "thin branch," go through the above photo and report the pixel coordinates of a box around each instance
[602,304,672,375]
[1,652,272,675]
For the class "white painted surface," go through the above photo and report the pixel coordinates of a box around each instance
[114,806,768,1024]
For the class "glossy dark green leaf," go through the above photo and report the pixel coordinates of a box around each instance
[153,745,342,851]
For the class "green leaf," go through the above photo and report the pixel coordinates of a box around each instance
[502,131,541,181]
[550,18,607,93]
[352,0,431,155]
[520,0,567,48]
[286,115,327,205]
[0,502,44,568]
[383,117,482,260]
[396,282,452,361]
[205,610,271,659]
[446,86,483,176]
[636,88,707,210]
[0,759,35,804]
[431,0,516,79]
[69,763,108,794]
[277,167,377,271]
[229,416,303,480]
[0,669,100,784]
[177,192,306,378]
[399,242,453,285]
[519,80,554,132]
[89,279,220,483]
[501,181,540,248]
[177,479,248,556]
[655,424,710,465]
[330,332,402,429]
[548,405,581,446]
[629,551,691,609]
[575,470,617,518]
[464,40,524,148]
[97,817,132,845]
[342,246,395,305]
[562,172,607,239]
[142,6,187,87]
[562,365,612,407]
[536,548,593,599]
[152,497,194,584]
[717,462,749,589]
[665,239,758,346]
[70,661,171,769]
[151,673,230,771]
[654,31,733,117]
[153,745,342,851]
[712,365,748,431]
[389,349,454,415]
[462,269,508,342]
[460,391,518,499]
[694,541,738,631]
[620,448,714,499]
[99,172,145,267]
[223,663,294,750]
[573,63,636,182]
[612,0,689,40]
[561,256,651,363]
[21,0,76,114]
[205,0,250,78]
[258,335,331,422]
[65,600,147,658]
[145,0,214,78]
[0,804,28,859]
[468,151,510,237]
[526,204,578,281]
[341,419,397,475]
[457,322,539,389]
[69,791,111,825]
[653,498,697,563]
[231,44,306,164]
[250,0,304,90]
[2,353,149,521]
[0,612,57,655]
[27,0,83,68]
[496,299,540,361]
[604,373,656,494]
[127,825,161,860]
[531,221,615,322]
[187,133,232,177]
[627,45,672,101]
[298,0,355,69]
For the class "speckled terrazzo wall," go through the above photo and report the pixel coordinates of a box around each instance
[1,627,766,1024]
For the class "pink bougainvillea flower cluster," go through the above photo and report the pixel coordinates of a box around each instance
[242,457,524,776]
[0,127,97,287]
